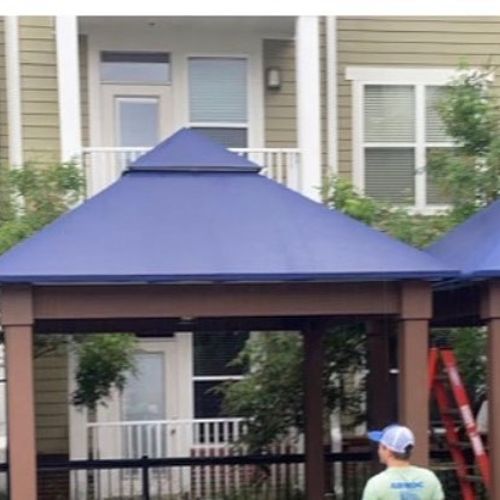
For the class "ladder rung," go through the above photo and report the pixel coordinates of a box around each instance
[450,441,472,449]
[442,409,461,417]
[463,475,484,483]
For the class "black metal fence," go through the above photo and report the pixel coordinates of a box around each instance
[33,451,472,500]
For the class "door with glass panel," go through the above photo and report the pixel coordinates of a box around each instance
[102,85,173,178]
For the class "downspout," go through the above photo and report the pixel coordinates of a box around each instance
[4,16,23,167]
[326,16,338,176]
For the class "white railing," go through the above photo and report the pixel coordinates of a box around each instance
[81,146,302,197]
[88,418,248,460]
[80,418,304,499]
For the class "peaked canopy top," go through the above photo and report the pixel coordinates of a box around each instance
[129,128,261,172]
[428,199,500,279]
[0,128,456,285]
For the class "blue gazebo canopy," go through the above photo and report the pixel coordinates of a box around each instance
[428,199,500,279]
[0,128,456,284]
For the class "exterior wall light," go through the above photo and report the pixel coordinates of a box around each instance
[266,67,281,90]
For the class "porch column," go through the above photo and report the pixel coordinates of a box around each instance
[481,280,500,499]
[295,16,321,201]
[303,325,325,500]
[1,286,37,500]
[56,16,82,162]
[398,281,432,466]
[366,320,393,429]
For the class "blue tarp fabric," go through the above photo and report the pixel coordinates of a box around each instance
[0,128,456,284]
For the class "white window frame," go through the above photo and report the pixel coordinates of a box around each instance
[187,55,250,148]
[346,67,462,214]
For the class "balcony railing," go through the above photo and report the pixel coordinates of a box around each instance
[81,147,302,197]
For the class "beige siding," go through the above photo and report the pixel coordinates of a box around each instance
[337,16,500,178]
[79,34,89,147]
[19,16,60,163]
[263,39,297,147]
[34,348,69,455]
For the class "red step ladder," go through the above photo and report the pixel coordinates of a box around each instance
[429,346,490,500]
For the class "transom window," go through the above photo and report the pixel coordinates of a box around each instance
[347,68,457,211]
[100,51,171,84]
[188,57,248,148]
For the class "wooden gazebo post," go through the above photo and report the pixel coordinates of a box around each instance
[303,324,325,500]
[398,281,432,466]
[1,286,37,500]
[481,279,500,498]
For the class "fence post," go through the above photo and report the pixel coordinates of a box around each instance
[141,455,150,500]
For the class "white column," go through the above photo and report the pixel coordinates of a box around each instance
[326,16,338,175]
[56,16,82,162]
[5,16,23,167]
[295,16,321,201]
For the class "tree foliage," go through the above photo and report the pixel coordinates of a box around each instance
[71,334,138,411]
[0,161,138,410]
[221,327,366,453]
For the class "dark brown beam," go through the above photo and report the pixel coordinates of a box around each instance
[32,282,400,321]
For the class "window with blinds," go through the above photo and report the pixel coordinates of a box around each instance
[188,57,248,148]
[362,83,453,207]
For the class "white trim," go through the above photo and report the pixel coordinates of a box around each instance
[350,68,459,209]
[351,80,364,190]
[345,67,460,85]
[415,84,426,209]
[4,16,23,167]
[56,16,82,162]
[296,16,321,201]
[326,16,338,175]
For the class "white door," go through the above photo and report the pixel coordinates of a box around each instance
[89,85,173,194]
[95,336,193,460]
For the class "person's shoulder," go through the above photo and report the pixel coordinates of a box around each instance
[410,465,441,481]
[366,469,391,486]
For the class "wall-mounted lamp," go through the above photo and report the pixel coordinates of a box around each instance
[266,67,281,90]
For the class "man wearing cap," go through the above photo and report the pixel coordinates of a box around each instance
[362,424,444,499]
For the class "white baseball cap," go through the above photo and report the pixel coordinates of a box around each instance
[368,424,415,453]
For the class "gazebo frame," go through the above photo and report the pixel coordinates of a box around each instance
[2,279,432,500]
[433,279,500,499]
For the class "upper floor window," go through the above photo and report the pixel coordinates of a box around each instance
[188,57,248,148]
[101,51,171,84]
[347,67,456,211]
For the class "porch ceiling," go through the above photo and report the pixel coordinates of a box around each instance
[78,16,296,37]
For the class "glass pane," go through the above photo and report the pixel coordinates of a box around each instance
[365,148,415,204]
[117,98,159,147]
[189,58,247,122]
[364,85,415,142]
[426,147,451,205]
[194,331,249,376]
[122,352,165,421]
[192,127,247,148]
[101,52,170,83]
[426,86,452,142]
[195,381,225,418]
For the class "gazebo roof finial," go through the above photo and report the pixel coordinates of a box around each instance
[128,128,261,173]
